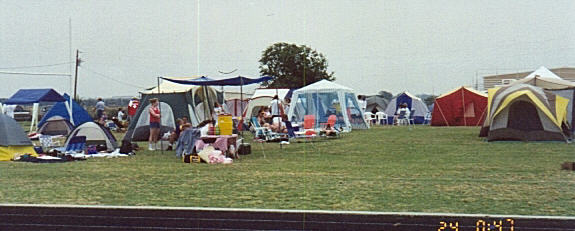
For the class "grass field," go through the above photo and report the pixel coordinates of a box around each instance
[1,126,575,216]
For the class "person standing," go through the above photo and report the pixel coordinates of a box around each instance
[357,95,367,114]
[269,95,282,118]
[127,97,140,122]
[148,98,161,151]
[94,98,106,120]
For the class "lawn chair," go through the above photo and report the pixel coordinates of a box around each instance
[424,112,432,125]
[375,112,387,125]
[320,115,339,137]
[250,117,272,141]
[364,112,374,125]
[285,120,316,142]
[65,136,86,153]
[395,110,408,126]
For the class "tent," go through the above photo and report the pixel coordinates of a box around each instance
[37,115,74,136]
[124,80,223,142]
[38,93,92,128]
[384,92,429,124]
[65,122,118,151]
[365,95,389,113]
[431,86,487,126]
[288,80,369,131]
[479,84,569,141]
[507,66,575,136]
[0,114,37,161]
[4,89,66,132]
[511,66,575,90]
[224,91,250,118]
[243,89,290,120]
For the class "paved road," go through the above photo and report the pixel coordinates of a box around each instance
[1,204,575,230]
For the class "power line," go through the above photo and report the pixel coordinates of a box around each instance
[80,66,145,89]
[0,71,71,76]
[0,62,73,70]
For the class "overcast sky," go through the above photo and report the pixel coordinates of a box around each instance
[1,0,574,98]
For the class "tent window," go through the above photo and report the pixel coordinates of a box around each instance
[464,103,475,118]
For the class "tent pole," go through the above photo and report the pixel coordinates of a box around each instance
[240,77,244,152]
[157,76,163,154]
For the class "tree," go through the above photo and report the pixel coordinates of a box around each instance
[423,95,437,106]
[259,42,335,88]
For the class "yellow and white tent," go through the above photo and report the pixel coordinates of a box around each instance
[0,114,36,161]
[479,84,569,141]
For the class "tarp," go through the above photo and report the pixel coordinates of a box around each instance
[384,92,429,124]
[288,80,369,131]
[431,86,487,126]
[38,94,92,127]
[161,76,273,86]
[479,84,569,141]
[4,89,65,104]
[0,114,36,161]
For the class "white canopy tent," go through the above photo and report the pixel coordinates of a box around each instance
[288,80,369,131]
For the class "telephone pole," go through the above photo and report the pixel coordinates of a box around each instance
[73,49,82,101]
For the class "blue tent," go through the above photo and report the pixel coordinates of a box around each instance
[4,89,65,105]
[384,92,429,124]
[38,94,92,127]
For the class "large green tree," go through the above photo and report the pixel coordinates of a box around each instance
[259,42,335,88]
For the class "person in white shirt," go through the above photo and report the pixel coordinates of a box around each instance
[357,95,367,114]
[117,108,125,122]
[269,95,282,117]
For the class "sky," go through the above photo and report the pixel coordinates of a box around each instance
[1,0,574,98]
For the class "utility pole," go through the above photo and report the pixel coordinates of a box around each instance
[74,49,81,101]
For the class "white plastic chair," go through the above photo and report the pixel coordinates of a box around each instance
[364,112,374,125]
[375,112,387,125]
[424,112,432,125]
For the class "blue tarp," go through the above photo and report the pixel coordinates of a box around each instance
[161,76,273,86]
[38,94,92,127]
[4,89,65,104]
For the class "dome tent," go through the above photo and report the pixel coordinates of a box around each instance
[384,92,429,124]
[37,115,74,136]
[288,80,369,131]
[124,80,223,142]
[38,93,92,129]
[479,84,569,141]
[65,122,118,151]
[0,114,37,161]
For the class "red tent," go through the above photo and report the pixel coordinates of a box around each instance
[431,86,488,126]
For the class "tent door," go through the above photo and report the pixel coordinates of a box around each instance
[507,101,543,131]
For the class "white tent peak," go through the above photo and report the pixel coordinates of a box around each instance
[524,66,562,80]
[298,80,353,92]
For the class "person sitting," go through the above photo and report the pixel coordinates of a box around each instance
[394,103,410,125]
[320,123,338,137]
[167,118,184,151]
[256,111,271,129]
[270,114,288,133]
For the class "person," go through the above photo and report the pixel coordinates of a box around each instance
[127,97,140,122]
[256,111,270,128]
[117,108,125,122]
[269,95,282,118]
[94,98,106,120]
[395,103,410,125]
[270,114,287,133]
[213,102,223,122]
[3,104,16,119]
[148,98,161,151]
[357,95,367,115]
[283,98,291,115]
[168,118,184,151]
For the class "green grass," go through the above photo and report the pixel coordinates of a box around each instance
[2,126,575,216]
